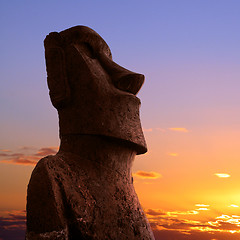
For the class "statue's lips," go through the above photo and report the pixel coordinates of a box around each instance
[117,89,141,105]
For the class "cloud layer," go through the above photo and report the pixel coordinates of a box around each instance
[2,208,239,240]
[0,147,58,166]
[145,208,240,240]
[143,127,189,133]
[133,171,162,179]
[168,127,189,132]
[214,173,231,178]
[0,210,26,240]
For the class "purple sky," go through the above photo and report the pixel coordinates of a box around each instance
[1,1,240,149]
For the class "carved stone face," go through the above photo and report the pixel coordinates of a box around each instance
[44,26,147,154]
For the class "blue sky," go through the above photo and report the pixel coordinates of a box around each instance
[1,1,240,147]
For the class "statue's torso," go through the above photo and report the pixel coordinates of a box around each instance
[26,153,154,240]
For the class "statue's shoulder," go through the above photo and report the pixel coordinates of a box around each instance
[33,154,62,173]
[27,154,67,238]
[36,154,59,166]
[28,155,61,188]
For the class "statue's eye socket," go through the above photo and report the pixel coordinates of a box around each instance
[74,42,96,59]
[82,42,96,59]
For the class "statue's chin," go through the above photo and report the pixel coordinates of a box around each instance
[58,94,147,154]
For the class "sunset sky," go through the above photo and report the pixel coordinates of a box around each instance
[1,1,240,239]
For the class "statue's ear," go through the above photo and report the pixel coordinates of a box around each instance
[44,32,70,109]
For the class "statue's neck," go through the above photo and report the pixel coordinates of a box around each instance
[58,135,136,181]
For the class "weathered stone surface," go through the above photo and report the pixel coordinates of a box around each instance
[26,26,155,239]
[44,26,147,154]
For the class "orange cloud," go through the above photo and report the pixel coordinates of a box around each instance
[0,149,11,152]
[195,204,210,207]
[143,128,153,132]
[0,210,26,238]
[34,147,58,156]
[146,208,240,239]
[228,205,239,208]
[145,209,166,216]
[169,128,189,132]
[167,153,179,157]
[196,208,210,211]
[0,156,39,166]
[214,173,231,178]
[0,146,59,166]
[0,153,9,157]
[0,153,24,157]
[166,210,199,217]
[133,171,162,179]
[18,146,37,151]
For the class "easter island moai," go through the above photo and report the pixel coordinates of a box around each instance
[26,26,155,240]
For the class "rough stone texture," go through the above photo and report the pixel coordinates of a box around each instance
[44,26,147,154]
[26,26,155,239]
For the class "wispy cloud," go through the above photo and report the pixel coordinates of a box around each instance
[169,128,189,132]
[145,208,240,239]
[0,153,24,157]
[196,208,210,211]
[133,171,162,179]
[143,128,153,132]
[0,156,39,166]
[166,210,199,217]
[18,146,37,151]
[0,210,26,240]
[146,209,166,216]
[34,147,58,156]
[142,127,166,132]
[167,153,179,157]
[0,149,11,152]
[0,147,58,166]
[195,204,210,207]
[214,173,231,178]
[228,204,239,208]
[142,127,190,133]
[195,204,210,211]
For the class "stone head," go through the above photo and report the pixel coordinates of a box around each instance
[44,26,147,154]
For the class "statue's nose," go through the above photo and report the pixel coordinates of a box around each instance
[97,52,144,95]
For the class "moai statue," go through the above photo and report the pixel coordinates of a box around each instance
[26,26,155,240]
